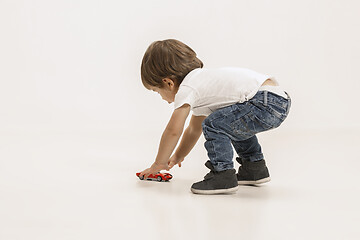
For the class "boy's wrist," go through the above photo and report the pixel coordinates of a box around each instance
[152,160,170,171]
[174,152,186,161]
[154,159,166,166]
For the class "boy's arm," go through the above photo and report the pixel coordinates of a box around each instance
[168,114,206,168]
[140,104,190,178]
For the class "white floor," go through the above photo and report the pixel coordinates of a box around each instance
[0,127,359,240]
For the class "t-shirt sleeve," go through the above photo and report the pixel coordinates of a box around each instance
[173,86,196,110]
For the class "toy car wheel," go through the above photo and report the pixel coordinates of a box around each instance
[139,175,144,180]
[157,176,162,182]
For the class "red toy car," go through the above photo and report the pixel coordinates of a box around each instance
[136,172,173,182]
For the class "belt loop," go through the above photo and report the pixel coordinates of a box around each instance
[264,90,268,106]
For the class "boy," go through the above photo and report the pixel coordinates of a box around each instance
[139,39,291,194]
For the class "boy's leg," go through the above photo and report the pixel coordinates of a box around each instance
[191,91,290,193]
[231,135,263,162]
[203,122,235,172]
[190,109,239,194]
[232,136,271,185]
[228,91,291,184]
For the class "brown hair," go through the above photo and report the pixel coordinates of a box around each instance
[141,39,203,89]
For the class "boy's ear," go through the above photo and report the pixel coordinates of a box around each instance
[162,78,175,87]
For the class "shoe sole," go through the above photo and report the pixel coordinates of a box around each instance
[191,186,239,195]
[237,177,271,185]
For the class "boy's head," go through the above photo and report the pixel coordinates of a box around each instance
[141,39,203,90]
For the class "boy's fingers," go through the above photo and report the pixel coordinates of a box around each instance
[178,162,182,167]
[140,170,149,179]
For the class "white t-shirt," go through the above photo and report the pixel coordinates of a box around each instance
[174,67,277,116]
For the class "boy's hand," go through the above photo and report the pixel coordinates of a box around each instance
[168,154,184,169]
[139,162,170,179]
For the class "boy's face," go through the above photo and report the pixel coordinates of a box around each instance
[150,78,178,104]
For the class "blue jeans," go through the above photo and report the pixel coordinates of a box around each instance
[202,90,291,171]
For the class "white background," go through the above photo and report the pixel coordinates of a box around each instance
[1,0,359,239]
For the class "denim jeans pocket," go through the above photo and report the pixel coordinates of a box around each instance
[230,111,274,137]
[267,102,287,120]
[265,92,291,122]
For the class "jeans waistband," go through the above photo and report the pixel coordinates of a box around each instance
[254,90,291,107]
[258,85,288,99]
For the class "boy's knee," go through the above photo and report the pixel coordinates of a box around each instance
[202,111,220,127]
[201,118,209,134]
[202,117,210,128]
[202,115,226,136]
[202,116,217,132]
[202,117,217,137]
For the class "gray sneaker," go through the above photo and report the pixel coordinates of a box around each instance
[191,161,239,194]
[236,157,271,185]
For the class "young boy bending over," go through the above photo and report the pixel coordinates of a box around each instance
[139,39,291,194]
